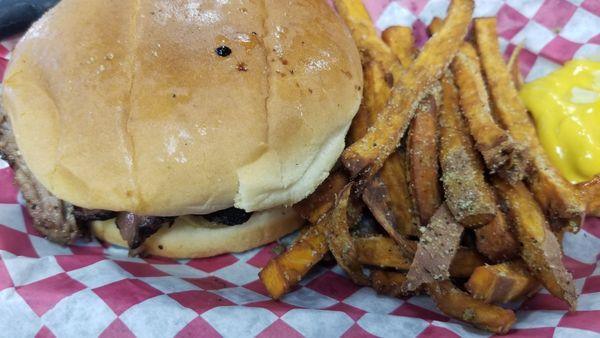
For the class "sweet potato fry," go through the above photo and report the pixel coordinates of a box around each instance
[350,62,420,237]
[407,95,442,225]
[404,205,464,291]
[371,270,415,297]
[493,178,577,310]
[475,18,585,222]
[356,60,420,237]
[427,16,444,33]
[452,43,526,183]
[355,235,482,278]
[349,61,390,142]
[362,175,400,235]
[341,0,473,184]
[347,36,420,237]
[348,105,371,145]
[352,37,420,237]
[381,26,415,67]
[377,151,420,237]
[363,175,419,257]
[355,236,412,270]
[376,26,426,233]
[294,170,348,224]
[333,0,403,81]
[450,248,486,278]
[259,224,328,299]
[385,23,443,226]
[264,173,360,299]
[364,60,392,115]
[427,281,517,334]
[325,185,370,285]
[430,18,526,183]
[439,74,496,227]
[578,175,600,217]
[357,116,421,238]
[475,210,519,262]
[508,43,525,90]
[466,260,540,304]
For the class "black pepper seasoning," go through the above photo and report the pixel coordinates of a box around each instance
[215,46,232,57]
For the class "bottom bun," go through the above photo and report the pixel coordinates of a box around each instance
[91,207,303,258]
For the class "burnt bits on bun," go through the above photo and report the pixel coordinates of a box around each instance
[1,0,363,257]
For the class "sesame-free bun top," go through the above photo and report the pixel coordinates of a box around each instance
[2,0,362,216]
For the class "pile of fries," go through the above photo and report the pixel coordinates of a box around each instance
[259,0,587,333]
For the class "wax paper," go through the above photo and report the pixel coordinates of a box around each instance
[0,1,599,337]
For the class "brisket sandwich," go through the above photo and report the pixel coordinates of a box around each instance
[0,0,363,257]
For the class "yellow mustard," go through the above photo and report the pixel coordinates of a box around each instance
[520,59,600,184]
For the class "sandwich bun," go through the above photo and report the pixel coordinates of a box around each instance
[2,0,363,217]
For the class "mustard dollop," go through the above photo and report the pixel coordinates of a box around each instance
[520,60,600,184]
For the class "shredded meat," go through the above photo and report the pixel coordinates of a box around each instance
[0,105,80,244]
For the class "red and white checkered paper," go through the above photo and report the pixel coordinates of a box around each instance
[1,1,599,337]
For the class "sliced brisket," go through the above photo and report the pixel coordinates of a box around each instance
[72,207,117,222]
[115,213,173,249]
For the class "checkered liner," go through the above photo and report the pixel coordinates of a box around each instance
[1,1,599,337]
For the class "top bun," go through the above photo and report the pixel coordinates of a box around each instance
[3,0,362,216]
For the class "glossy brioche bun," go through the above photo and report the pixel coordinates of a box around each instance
[91,207,303,258]
[2,0,362,216]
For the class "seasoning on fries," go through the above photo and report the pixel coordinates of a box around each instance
[260,1,587,333]
[341,0,473,183]
[407,95,442,226]
[452,44,526,183]
[386,24,443,226]
[427,281,517,334]
[474,18,585,223]
[493,178,578,310]
[341,6,422,237]
[438,74,496,227]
